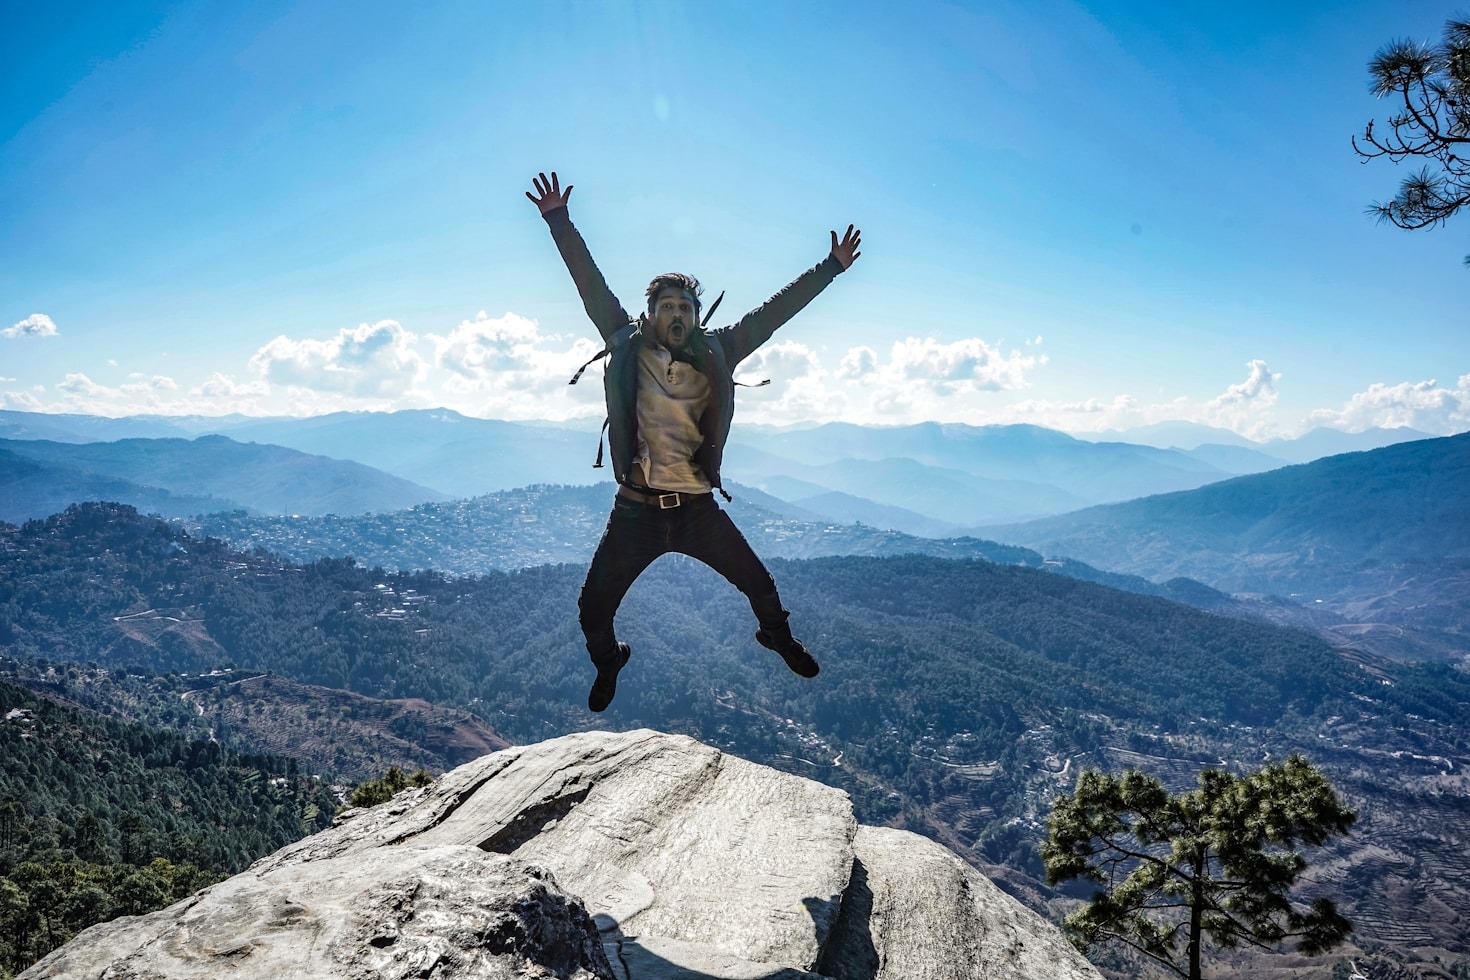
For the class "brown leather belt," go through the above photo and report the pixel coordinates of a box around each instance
[617,484,709,509]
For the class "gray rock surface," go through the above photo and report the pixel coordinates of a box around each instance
[22,729,1101,979]
[820,826,1104,979]
[23,845,609,979]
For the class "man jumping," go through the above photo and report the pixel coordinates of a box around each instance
[527,171,862,712]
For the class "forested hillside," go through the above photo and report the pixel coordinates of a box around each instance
[178,481,1039,573]
[0,676,337,972]
[0,435,447,523]
[986,432,1469,577]
[179,482,1307,633]
[2,504,1371,744]
[0,445,233,524]
[982,432,1470,660]
[4,502,1469,976]
[5,660,508,784]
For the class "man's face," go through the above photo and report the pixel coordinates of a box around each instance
[649,287,698,350]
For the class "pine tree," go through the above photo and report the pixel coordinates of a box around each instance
[1042,755,1356,980]
[1353,18,1470,266]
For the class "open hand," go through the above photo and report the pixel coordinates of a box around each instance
[830,224,862,269]
[526,171,573,214]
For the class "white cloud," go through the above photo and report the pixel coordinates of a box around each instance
[4,301,1462,444]
[735,334,1045,426]
[433,311,548,378]
[837,346,878,380]
[249,320,427,398]
[0,389,45,411]
[1003,362,1469,442]
[14,372,188,416]
[1207,359,1279,410]
[0,310,609,421]
[977,362,1287,439]
[732,341,846,422]
[888,336,1043,393]
[56,372,110,397]
[425,310,605,420]
[734,340,822,383]
[194,372,267,400]
[1191,359,1282,437]
[3,314,58,339]
[1306,374,1470,435]
[125,373,178,393]
[997,394,1143,431]
[430,310,596,388]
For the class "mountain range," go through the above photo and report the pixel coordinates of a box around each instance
[1097,418,1439,461]
[0,434,447,522]
[979,432,1470,661]
[151,431,1463,663]
[174,482,1328,645]
[2,409,1462,662]
[0,409,1438,529]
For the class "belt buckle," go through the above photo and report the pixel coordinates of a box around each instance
[657,492,681,509]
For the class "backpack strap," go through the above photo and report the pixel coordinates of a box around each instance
[700,290,725,326]
[568,349,610,386]
[592,418,611,468]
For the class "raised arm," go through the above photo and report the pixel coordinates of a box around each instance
[527,171,632,341]
[716,224,863,365]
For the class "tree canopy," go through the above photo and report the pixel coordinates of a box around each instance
[1354,18,1470,266]
[1042,755,1356,980]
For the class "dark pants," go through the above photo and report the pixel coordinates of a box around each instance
[578,491,788,665]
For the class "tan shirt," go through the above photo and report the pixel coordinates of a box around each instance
[634,344,712,493]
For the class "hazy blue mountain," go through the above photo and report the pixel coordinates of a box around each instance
[723,443,1087,526]
[0,410,318,442]
[1176,442,1288,474]
[750,473,971,539]
[0,411,1221,526]
[0,446,235,523]
[733,419,1225,479]
[221,409,601,497]
[1095,421,1435,463]
[0,409,600,498]
[781,489,965,538]
[979,432,1470,658]
[1,410,1448,529]
[1089,420,1262,450]
[0,410,221,442]
[1262,425,1437,464]
[0,436,447,519]
[754,473,848,506]
[728,421,1242,516]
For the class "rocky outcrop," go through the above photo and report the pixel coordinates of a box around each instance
[22,729,1102,979]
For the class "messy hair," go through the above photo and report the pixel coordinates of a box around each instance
[645,273,703,315]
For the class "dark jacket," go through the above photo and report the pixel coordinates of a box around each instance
[543,206,843,491]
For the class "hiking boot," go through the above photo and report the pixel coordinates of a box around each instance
[756,626,820,678]
[587,642,630,713]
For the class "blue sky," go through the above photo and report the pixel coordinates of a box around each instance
[2,0,1465,440]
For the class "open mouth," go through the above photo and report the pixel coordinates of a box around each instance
[668,322,687,345]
